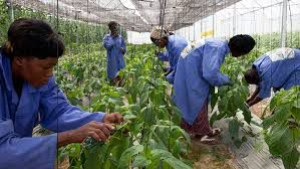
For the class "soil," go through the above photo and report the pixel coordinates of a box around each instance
[248,85,272,118]
[250,99,271,118]
[188,137,235,169]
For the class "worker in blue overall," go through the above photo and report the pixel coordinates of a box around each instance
[173,35,255,144]
[103,21,126,85]
[245,48,300,107]
[0,18,123,168]
[150,26,188,84]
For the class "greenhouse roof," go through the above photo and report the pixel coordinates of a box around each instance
[13,0,241,32]
[215,0,300,20]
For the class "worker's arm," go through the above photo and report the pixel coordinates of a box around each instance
[202,45,230,86]
[0,119,57,169]
[247,95,263,107]
[103,35,115,50]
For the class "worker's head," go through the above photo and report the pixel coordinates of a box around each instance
[2,18,65,87]
[228,34,256,57]
[244,67,260,85]
[108,21,119,36]
[150,26,169,48]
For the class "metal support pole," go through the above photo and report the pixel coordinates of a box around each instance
[201,20,203,39]
[212,14,215,37]
[281,0,288,47]
[193,23,196,42]
[6,0,14,22]
[233,3,236,35]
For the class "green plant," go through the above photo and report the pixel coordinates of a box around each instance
[57,44,192,169]
[262,87,300,169]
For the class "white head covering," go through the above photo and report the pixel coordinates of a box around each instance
[266,48,295,62]
[150,26,169,39]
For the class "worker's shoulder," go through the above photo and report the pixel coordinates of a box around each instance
[103,34,112,39]
[168,34,186,41]
[169,35,188,47]
[294,48,300,55]
[205,38,227,47]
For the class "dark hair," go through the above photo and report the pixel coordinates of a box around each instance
[2,18,65,59]
[244,67,260,85]
[108,21,118,29]
[150,37,157,44]
[228,34,256,54]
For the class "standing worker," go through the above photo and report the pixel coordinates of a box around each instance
[103,21,126,85]
[173,35,256,144]
[245,48,300,107]
[150,26,188,84]
[0,18,124,169]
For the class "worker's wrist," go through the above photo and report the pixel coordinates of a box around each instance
[57,130,76,148]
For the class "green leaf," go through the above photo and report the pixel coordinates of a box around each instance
[132,155,151,167]
[210,87,218,109]
[228,118,246,148]
[291,107,300,121]
[229,118,240,140]
[164,158,193,169]
[265,125,294,156]
[210,111,227,126]
[273,105,292,122]
[151,149,192,169]
[282,148,300,169]
[262,115,276,129]
[82,141,106,169]
[241,103,252,124]
[117,145,144,169]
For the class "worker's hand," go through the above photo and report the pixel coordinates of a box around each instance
[103,113,124,124]
[70,121,114,143]
[155,51,161,57]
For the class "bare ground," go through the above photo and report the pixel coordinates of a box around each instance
[188,137,235,169]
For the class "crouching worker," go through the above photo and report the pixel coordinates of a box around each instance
[245,48,300,107]
[0,18,124,169]
[173,35,256,144]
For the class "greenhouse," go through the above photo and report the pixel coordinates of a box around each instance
[0,0,299,169]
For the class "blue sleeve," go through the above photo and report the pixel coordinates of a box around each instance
[168,43,187,70]
[258,75,272,99]
[121,37,126,54]
[103,35,115,50]
[158,51,169,61]
[39,78,106,132]
[202,45,230,86]
[0,120,57,169]
[253,55,272,99]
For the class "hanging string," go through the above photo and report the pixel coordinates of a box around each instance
[86,0,91,103]
[55,0,60,167]
[269,0,273,51]
[288,1,292,47]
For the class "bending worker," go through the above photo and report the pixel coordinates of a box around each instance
[150,26,188,84]
[173,35,256,144]
[245,48,300,107]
